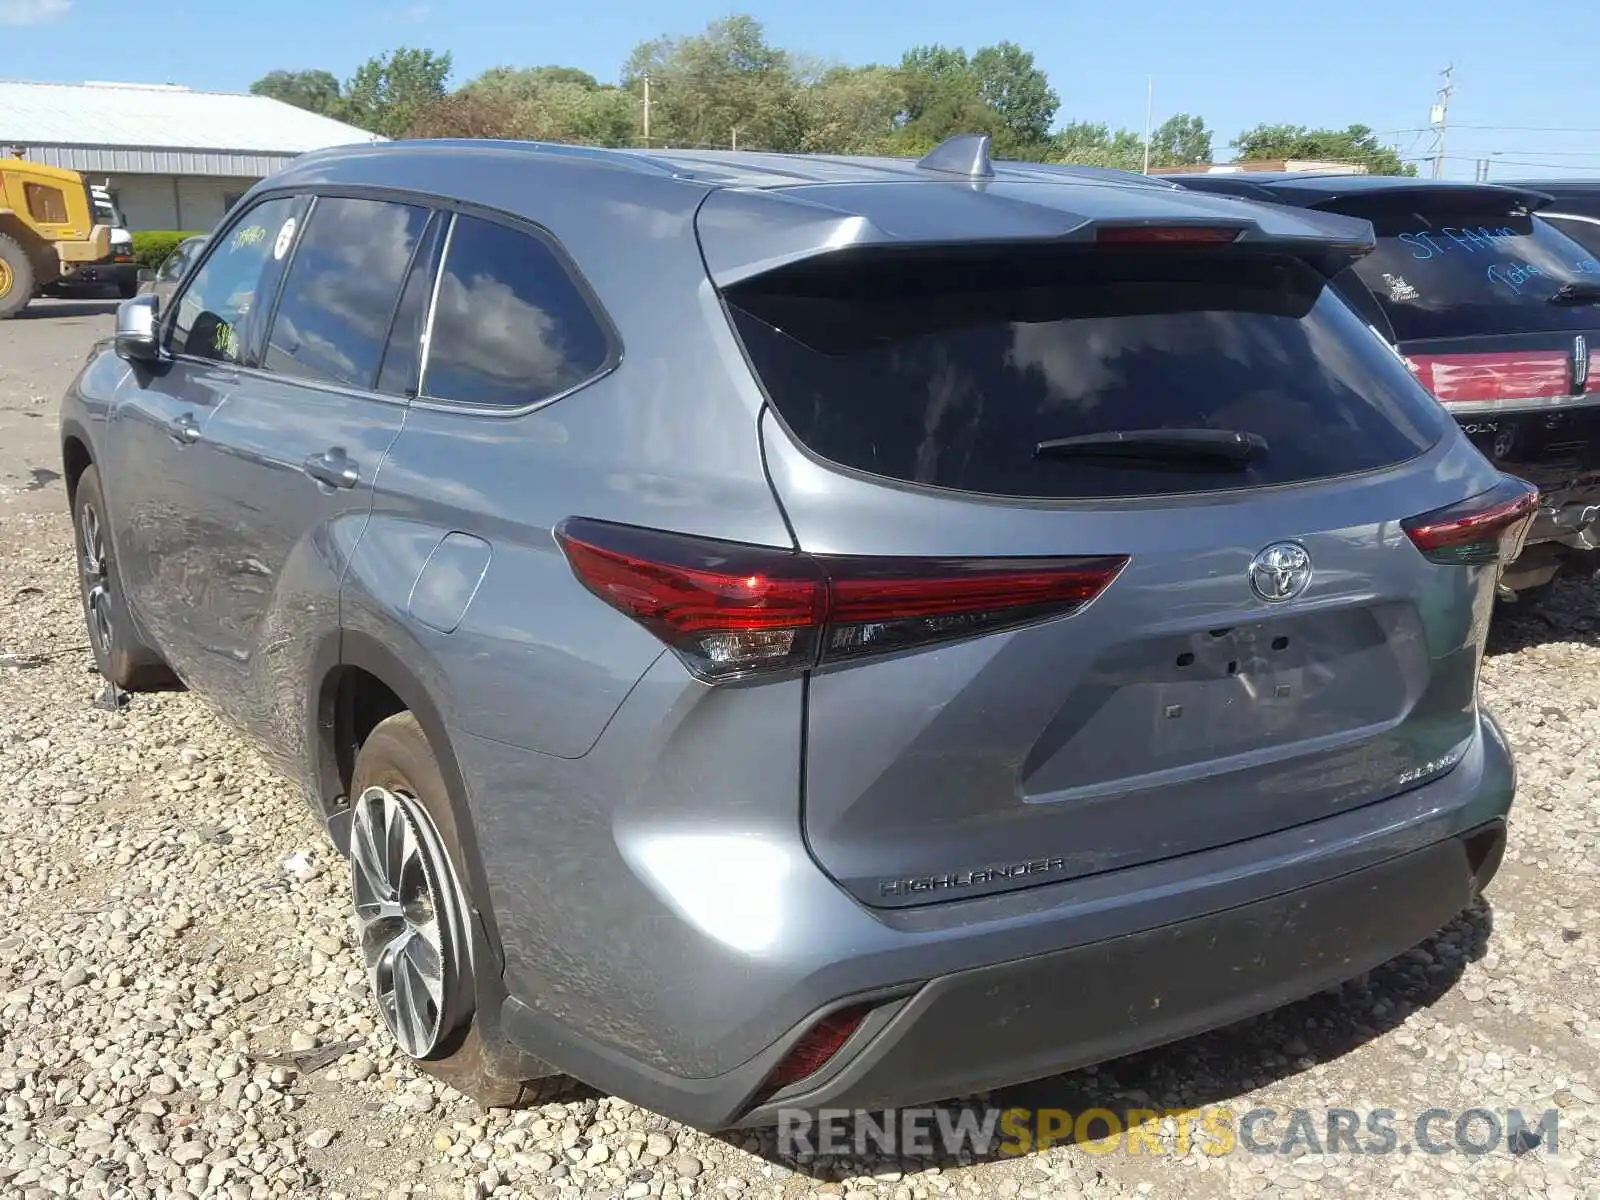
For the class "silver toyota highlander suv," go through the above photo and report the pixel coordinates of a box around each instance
[60,133,1524,1130]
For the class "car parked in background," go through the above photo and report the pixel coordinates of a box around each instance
[43,185,139,300]
[1510,179,1600,257]
[1166,173,1600,599]
[62,135,1520,1130]
[136,233,206,311]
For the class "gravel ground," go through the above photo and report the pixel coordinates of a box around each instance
[2,308,1597,1200]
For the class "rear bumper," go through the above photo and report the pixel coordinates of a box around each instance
[60,261,136,286]
[496,708,1516,1130]
[736,818,1504,1125]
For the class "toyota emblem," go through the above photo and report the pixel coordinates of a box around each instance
[1249,542,1313,603]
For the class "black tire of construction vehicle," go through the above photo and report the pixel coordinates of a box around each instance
[349,712,582,1109]
[71,465,175,690]
[0,233,36,319]
[118,274,138,299]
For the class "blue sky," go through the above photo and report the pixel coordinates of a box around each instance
[7,0,1600,181]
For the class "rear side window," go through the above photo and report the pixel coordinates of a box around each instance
[1338,201,1600,341]
[421,215,612,409]
[1542,212,1600,259]
[263,196,431,389]
[726,249,1451,500]
[24,183,67,224]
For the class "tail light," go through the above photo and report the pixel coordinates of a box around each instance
[555,518,1128,683]
[1406,351,1570,405]
[1403,476,1540,566]
[1095,224,1244,245]
[757,1004,872,1097]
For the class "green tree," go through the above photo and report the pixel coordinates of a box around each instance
[1149,113,1212,167]
[405,92,520,139]
[970,42,1058,148]
[774,63,905,155]
[457,66,638,145]
[249,69,342,117]
[624,15,794,149]
[340,47,453,138]
[891,45,1002,155]
[1048,121,1145,170]
[1231,123,1416,175]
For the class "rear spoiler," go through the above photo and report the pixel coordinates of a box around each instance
[696,184,1378,288]
[1299,182,1558,216]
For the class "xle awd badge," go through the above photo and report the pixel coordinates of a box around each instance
[1249,542,1312,603]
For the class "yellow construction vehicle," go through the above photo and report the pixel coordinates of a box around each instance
[0,156,114,319]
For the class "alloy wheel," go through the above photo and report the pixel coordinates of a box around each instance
[349,785,469,1058]
[78,501,114,657]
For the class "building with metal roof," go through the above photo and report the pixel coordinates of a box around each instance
[0,80,381,233]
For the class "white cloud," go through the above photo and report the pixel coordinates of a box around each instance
[0,0,71,26]
[387,1,431,22]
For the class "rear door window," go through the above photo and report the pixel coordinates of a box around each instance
[726,248,1451,500]
[375,213,447,397]
[1336,200,1600,341]
[262,195,432,390]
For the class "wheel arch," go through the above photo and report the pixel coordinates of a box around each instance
[61,421,93,505]
[0,213,50,281]
[316,629,509,975]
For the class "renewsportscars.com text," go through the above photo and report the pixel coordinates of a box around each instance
[777,1105,1560,1160]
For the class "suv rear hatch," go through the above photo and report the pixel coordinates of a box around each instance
[693,187,1525,908]
[1321,189,1600,495]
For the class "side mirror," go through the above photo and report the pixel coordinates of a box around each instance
[114,294,162,364]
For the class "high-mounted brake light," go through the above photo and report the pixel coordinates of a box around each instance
[1095,224,1244,245]
[1403,476,1540,566]
[555,518,1128,683]
[1405,351,1570,406]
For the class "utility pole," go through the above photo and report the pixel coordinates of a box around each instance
[731,126,738,151]
[1428,65,1454,180]
[1142,75,1153,174]
[641,74,651,147]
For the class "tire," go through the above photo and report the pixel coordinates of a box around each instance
[117,274,138,300]
[71,465,175,690]
[348,713,580,1109]
[0,232,35,320]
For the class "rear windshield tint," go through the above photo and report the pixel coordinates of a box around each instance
[1339,203,1600,341]
[725,249,1450,500]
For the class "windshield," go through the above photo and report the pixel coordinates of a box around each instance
[92,192,125,228]
[1340,200,1600,341]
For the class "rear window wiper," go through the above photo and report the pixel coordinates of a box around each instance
[1548,281,1600,306]
[1034,428,1267,470]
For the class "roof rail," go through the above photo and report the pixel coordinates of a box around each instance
[916,133,995,180]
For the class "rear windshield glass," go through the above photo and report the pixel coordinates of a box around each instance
[1339,201,1600,341]
[725,249,1450,500]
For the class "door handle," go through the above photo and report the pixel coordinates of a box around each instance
[168,412,201,445]
[304,448,359,490]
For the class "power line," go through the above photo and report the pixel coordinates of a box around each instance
[1379,124,1600,136]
